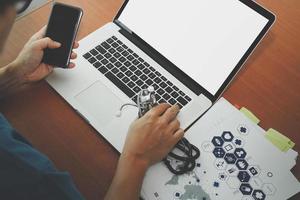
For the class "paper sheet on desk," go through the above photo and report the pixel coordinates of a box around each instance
[141,98,300,200]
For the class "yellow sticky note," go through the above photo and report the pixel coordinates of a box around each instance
[240,107,260,124]
[265,128,295,152]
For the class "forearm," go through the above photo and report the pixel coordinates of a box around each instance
[104,154,149,200]
[0,62,23,99]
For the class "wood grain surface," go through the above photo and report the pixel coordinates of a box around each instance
[0,0,299,199]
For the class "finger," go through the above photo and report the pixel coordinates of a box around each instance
[68,62,76,68]
[172,128,185,142]
[146,103,170,118]
[73,41,79,49]
[70,52,77,59]
[166,119,180,135]
[161,104,180,123]
[29,26,47,41]
[34,37,61,50]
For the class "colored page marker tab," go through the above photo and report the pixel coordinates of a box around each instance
[265,128,295,152]
[240,107,260,124]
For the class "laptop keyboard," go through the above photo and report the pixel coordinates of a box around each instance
[82,36,192,108]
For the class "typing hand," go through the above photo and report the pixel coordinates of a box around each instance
[11,26,79,83]
[122,103,184,167]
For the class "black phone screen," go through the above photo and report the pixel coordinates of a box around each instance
[43,3,82,67]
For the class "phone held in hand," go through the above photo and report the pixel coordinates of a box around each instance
[42,2,83,68]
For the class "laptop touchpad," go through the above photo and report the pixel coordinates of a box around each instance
[75,81,123,127]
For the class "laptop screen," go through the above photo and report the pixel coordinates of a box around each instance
[118,0,270,95]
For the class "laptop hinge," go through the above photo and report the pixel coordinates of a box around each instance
[114,19,133,34]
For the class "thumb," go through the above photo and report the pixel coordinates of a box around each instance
[34,37,61,50]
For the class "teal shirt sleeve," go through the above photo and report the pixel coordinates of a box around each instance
[0,113,85,200]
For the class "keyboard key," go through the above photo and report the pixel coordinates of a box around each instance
[165,86,173,93]
[119,57,126,63]
[155,71,161,76]
[149,66,155,72]
[83,52,92,59]
[96,54,104,60]
[149,72,156,79]
[117,40,123,45]
[132,59,140,65]
[122,77,130,83]
[146,79,153,86]
[168,98,177,105]
[159,82,168,89]
[172,85,179,91]
[129,66,137,72]
[130,75,138,82]
[133,86,141,93]
[171,91,179,99]
[144,62,150,67]
[133,53,139,58]
[98,66,108,74]
[179,90,185,96]
[141,84,148,89]
[122,51,129,57]
[128,48,133,53]
[88,57,96,64]
[120,66,127,72]
[163,93,171,100]
[93,61,101,68]
[106,63,114,70]
[143,68,151,74]
[127,55,134,61]
[90,49,98,56]
[112,68,119,74]
[140,75,148,81]
[138,57,144,62]
[96,45,106,54]
[136,80,143,86]
[134,70,142,76]
[112,42,119,48]
[154,77,162,84]
[153,83,159,90]
[157,88,165,95]
[185,95,192,102]
[105,72,135,98]
[101,59,109,65]
[107,38,114,44]
[177,96,188,106]
[117,72,124,79]
[108,48,116,54]
[117,46,124,52]
[109,57,117,63]
[166,80,173,86]
[137,64,145,70]
[155,94,161,101]
[104,52,112,59]
[122,44,128,49]
[125,70,133,77]
[124,61,132,67]
[114,61,122,68]
[101,42,110,50]
[112,36,118,40]
[161,76,167,81]
[114,52,121,58]
[127,81,135,88]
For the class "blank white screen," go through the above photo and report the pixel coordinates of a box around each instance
[119,0,269,95]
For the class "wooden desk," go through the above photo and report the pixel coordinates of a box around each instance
[0,0,299,199]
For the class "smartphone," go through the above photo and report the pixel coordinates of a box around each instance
[42,3,83,68]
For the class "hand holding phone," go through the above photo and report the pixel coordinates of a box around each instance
[42,3,83,68]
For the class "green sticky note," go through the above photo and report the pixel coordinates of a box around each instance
[265,128,295,152]
[240,107,260,124]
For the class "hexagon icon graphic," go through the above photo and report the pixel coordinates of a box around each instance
[262,183,276,195]
[233,137,244,148]
[252,190,266,200]
[224,153,237,164]
[239,183,253,195]
[236,159,249,170]
[234,148,247,159]
[213,147,226,158]
[212,136,224,147]
[222,131,234,142]
[248,166,260,177]
[214,159,227,170]
[238,171,251,182]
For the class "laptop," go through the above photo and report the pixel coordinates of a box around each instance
[47,0,275,152]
